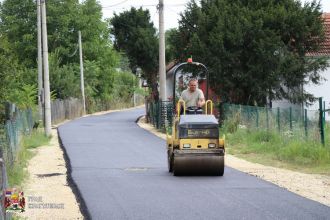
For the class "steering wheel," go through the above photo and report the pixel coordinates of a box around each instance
[185,106,203,115]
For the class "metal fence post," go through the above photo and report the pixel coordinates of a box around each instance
[266,107,269,131]
[256,107,259,128]
[319,97,325,146]
[156,102,160,129]
[304,109,308,138]
[323,101,326,127]
[277,107,280,132]
[289,107,292,130]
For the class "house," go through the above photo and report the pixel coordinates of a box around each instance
[304,13,330,121]
[271,13,330,120]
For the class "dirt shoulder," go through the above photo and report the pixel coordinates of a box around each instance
[137,116,330,207]
[17,128,84,220]
[17,105,144,220]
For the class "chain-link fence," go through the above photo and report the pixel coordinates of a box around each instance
[222,103,321,143]
[146,99,327,145]
[0,103,35,220]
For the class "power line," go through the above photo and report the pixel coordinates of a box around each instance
[103,0,130,8]
[102,3,185,10]
[103,4,157,10]
[166,5,183,16]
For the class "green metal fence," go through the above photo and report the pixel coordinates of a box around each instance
[146,100,327,145]
[146,101,173,131]
[319,97,329,146]
[222,103,321,143]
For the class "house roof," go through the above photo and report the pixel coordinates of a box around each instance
[307,13,330,57]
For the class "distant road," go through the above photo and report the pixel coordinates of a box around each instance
[58,107,330,220]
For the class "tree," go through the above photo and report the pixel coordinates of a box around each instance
[110,7,159,99]
[165,28,179,63]
[0,0,37,67]
[45,0,81,65]
[168,0,329,105]
[0,0,121,102]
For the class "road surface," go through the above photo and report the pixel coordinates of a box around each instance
[58,107,330,220]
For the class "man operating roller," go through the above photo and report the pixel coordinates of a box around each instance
[180,78,205,110]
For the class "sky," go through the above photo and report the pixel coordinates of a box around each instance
[99,0,330,30]
[99,0,188,30]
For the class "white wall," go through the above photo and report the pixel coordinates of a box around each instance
[304,67,330,121]
[271,99,302,110]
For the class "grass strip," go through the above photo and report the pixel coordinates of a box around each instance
[7,129,51,187]
[225,126,330,175]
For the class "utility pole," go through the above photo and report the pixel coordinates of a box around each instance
[78,31,86,114]
[41,0,51,136]
[37,0,43,122]
[158,0,166,101]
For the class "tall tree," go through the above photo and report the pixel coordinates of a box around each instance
[79,0,119,101]
[110,7,159,99]
[0,0,37,67]
[0,0,121,101]
[168,0,329,105]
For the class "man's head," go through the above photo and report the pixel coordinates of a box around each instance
[188,78,198,92]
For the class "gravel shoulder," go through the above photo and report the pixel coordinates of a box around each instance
[15,106,144,220]
[137,116,330,207]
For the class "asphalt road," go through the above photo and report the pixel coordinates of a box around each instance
[58,107,330,220]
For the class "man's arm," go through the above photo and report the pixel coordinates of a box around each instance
[197,89,205,107]
[197,98,205,107]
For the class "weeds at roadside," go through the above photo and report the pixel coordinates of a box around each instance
[7,129,51,187]
[22,129,51,149]
[224,127,330,175]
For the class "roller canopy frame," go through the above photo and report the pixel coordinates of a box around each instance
[172,62,209,109]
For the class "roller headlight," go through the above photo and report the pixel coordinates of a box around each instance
[183,144,191,148]
[208,143,216,148]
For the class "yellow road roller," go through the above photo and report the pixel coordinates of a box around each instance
[166,60,225,176]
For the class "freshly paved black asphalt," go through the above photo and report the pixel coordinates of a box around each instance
[58,107,330,220]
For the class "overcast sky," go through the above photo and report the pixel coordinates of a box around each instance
[98,0,330,30]
[98,0,187,30]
